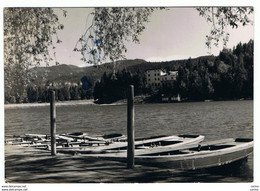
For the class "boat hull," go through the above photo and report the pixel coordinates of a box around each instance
[86,138,253,170]
[135,143,253,170]
[57,135,204,154]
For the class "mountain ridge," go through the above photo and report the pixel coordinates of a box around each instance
[35,56,215,85]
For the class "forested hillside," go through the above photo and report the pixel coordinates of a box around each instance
[93,40,253,103]
[5,40,253,104]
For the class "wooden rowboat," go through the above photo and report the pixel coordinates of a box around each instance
[62,132,126,142]
[83,138,253,170]
[4,132,126,147]
[5,133,205,157]
[57,134,205,154]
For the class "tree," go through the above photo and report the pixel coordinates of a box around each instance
[27,86,39,103]
[196,7,254,48]
[70,85,80,100]
[93,69,145,104]
[73,7,253,66]
[62,86,71,101]
[4,8,66,101]
[73,8,156,65]
[203,69,214,99]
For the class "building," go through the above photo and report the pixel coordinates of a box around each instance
[145,69,164,88]
[146,69,178,88]
[160,71,178,86]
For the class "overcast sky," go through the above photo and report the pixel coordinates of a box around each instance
[52,7,254,67]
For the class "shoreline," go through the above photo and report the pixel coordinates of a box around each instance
[4,98,253,109]
[4,99,95,109]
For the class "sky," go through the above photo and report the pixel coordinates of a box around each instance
[52,7,254,67]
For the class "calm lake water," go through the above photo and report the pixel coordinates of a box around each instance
[4,100,254,183]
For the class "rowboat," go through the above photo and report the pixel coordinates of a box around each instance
[59,132,126,142]
[83,138,253,170]
[5,134,49,145]
[5,133,205,158]
[56,134,205,154]
[4,132,126,147]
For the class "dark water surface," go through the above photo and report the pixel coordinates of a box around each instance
[4,100,253,183]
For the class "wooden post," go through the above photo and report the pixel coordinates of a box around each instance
[50,90,56,156]
[127,85,135,168]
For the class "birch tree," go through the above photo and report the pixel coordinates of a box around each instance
[4,8,66,102]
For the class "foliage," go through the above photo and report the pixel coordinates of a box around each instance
[92,40,253,103]
[74,7,253,65]
[4,8,66,102]
[5,40,253,104]
[196,7,254,48]
[19,82,93,104]
[93,69,145,104]
[74,8,157,65]
[176,40,253,101]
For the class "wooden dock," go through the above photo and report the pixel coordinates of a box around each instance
[5,145,253,183]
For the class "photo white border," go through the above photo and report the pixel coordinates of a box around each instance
[0,0,259,190]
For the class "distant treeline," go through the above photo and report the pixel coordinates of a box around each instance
[25,84,93,103]
[93,40,253,103]
[176,40,253,101]
[93,70,147,104]
[5,80,93,104]
[5,40,253,104]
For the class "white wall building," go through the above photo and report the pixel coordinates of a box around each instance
[146,69,178,88]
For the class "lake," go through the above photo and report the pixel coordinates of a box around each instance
[4,100,254,183]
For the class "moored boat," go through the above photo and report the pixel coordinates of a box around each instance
[56,134,205,154]
[4,132,125,147]
[83,138,253,170]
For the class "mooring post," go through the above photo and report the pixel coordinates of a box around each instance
[50,90,56,156]
[127,85,135,168]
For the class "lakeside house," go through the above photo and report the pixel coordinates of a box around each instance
[145,69,178,88]
[145,69,180,102]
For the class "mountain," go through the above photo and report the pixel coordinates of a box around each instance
[35,59,147,85]
[126,55,215,74]
[34,56,216,86]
